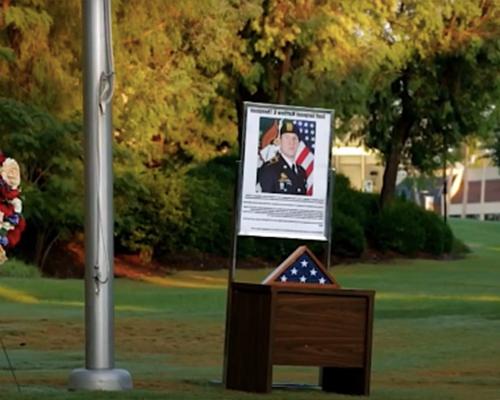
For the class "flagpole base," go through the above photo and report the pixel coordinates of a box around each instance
[68,368,133,391]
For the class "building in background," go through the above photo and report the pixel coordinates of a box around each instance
[332,138,500,221]
[332,139,384,193]
[449,164,500,221]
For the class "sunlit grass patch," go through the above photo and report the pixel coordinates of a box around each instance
[377,293,500,303]
[141,275,225,289]
[0,285,39,304]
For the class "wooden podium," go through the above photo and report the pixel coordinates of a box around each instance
[224,282,375,395]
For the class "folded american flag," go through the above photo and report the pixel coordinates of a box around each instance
[262,246,339,287]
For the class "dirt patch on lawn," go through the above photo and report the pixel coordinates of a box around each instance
[0,318,223,365]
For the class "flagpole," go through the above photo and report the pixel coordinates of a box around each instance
[68,0,132,390]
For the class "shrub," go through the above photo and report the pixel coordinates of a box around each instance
[419,211,455,255]
[332,211,366,258]
[333,174,379,238]
[114,146,190,260]
[181,154,236,256]
[0,259,41,278]
[373,199,456,256]
[374,201,426,255]
[450,237,470,256]
[333,175,367,224]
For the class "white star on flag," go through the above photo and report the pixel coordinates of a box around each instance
[280,275,288,282]
[291,267,298,275]
[319,277,326,284]
[300,260,308,268]
[310,268,317,276]
[300,276,307,283]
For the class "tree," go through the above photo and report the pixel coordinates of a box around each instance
[0,0,81,117]
[232,0,398,140]
[111,0,260,165]
[365,0,500,207]
[1,1,260,263]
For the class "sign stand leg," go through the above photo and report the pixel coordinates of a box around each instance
[223,160,243,384]
[325,168,336,270]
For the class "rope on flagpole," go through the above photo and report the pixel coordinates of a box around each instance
[93,0,115,295]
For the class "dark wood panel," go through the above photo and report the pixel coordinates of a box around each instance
[272,293,367,367]
[224,282,375,396]
[225,287,273,392]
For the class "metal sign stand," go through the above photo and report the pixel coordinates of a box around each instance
[222,108,336,382]
[229,166,336,282]
[325,168,336,270]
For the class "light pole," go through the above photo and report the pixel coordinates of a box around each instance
[442,133,448,224]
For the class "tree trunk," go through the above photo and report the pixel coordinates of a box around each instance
[1,0,10,26]
[380,141,402,207]
[277,46,292,104]
[34,231,46,269]
[379,73,415,208]
[380,113,415,208]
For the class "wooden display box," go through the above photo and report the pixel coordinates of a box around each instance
[224,282,375,395]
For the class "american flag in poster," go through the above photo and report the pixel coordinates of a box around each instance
[275,252,333,285]
[292,120,315,196]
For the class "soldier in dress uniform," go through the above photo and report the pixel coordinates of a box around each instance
[257,120,307,195]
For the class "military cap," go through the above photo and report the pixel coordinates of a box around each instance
[280,120,300,137]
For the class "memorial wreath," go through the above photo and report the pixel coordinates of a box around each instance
[0,152,25,265]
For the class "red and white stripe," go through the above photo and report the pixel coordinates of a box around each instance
[295,141,314,195]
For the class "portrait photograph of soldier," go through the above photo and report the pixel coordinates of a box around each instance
[256,118,315,196]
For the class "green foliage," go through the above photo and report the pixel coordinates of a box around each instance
[0,97,83,267]
[419,210,453,255]
[111,0,252,165]
[332,174,380,254]
[373,199,455,256]
[234,0,396,129]
[0,258,41,278]
[181,155,237,256]
[0,46,15,62]
[364,2,500,205]
[0,1,81,116]
[114,146,189,260]
[0,0,490,271]
[333,174,379,231]
[374,201,427,255]
[490,130,500,169]
[332,211,365,258]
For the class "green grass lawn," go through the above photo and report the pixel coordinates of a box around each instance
[0,218,499,399]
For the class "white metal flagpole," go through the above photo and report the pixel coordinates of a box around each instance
[68,0,132,390]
